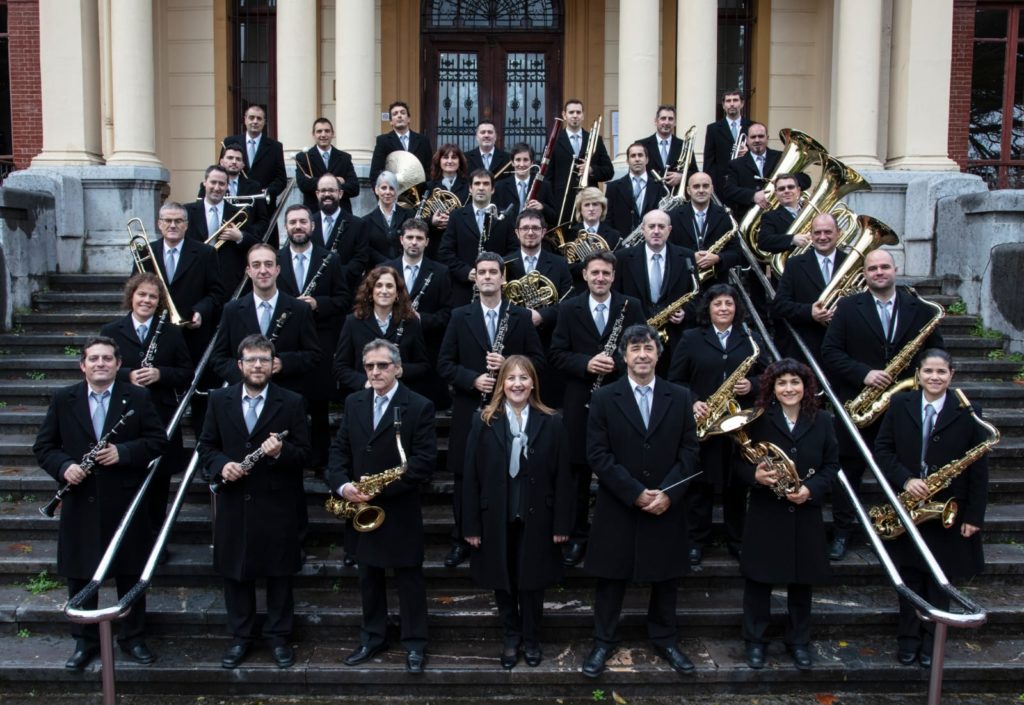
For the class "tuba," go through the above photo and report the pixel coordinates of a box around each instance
[869,389,1000,540]
[386,151,428,209]
[127,218,185,326]
[816,215,901,312]
[503,270,558,309]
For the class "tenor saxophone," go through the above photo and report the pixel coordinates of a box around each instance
[696,329,760,439]
[646,262,700,343]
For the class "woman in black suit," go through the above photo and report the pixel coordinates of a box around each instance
[423,143,469,259]
[365,171,413,267]
[100,273,192,538]
[333,266,429,398]
[668,283,764,564]
[736,358,838,672]
[874,349,990,668]
[463,355,573,670]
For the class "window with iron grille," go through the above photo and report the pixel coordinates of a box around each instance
[231,0,277,137]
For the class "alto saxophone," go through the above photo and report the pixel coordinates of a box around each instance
[845,289,944,428]
[324,409,407,532]
[869,388,999,540]
[696,328,760,439]
[697,227,739,285]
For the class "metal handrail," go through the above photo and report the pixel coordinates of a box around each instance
[63,179,295,705]
[729,235,985,705]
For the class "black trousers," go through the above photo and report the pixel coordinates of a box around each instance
[224,575,294,646]
[684,477,747,549]
[594,577,677,649]
[450,473,466,545]
[897,565,949,655]
[67,575,145,648]
[358,563,428,653]
[569,462,592,543]
[742,578,812,646]
[832,454,867,539]
[308,399,331,467]
[145,427,184,537]
[494,520,545,649]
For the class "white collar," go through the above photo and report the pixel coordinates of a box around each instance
[627,375,656,395]
[131,313,153,329]
[253,290,280,311]
[923,392,947,417]
[589,294,611,313]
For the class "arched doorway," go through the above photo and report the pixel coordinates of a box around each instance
[421,1,563,155]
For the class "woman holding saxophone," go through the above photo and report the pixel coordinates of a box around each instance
[668,284,764,565]
[736,358,838,672]
[462,356,573,670]
[874,349,990,668]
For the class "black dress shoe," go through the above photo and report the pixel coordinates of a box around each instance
[897,649,918,666]
[581,645,612,678]
[655,644,695,674]
[562,542,585,567]
[120,642,156,665]
[745,642,765,669]
[688,546,703,566]
[727,543,742,561]
[789,644,813,671]
[344,643,386,666]
[919,651,933,668]
[65,645,99,670]
[406,650,425,674]
[221,642,250,669]
[828,536,848,561]
[524,645,543,667]
[272,644,295,668]
[444,543,470,567]
[342,554,357,568]
[500,645,519,670]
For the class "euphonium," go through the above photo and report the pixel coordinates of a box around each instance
[696,331,760,439]
[127,218,185,326]
[816,215,901,313]
[503,270,558,309]
[324,410,407,532]
[869,389,1000,540]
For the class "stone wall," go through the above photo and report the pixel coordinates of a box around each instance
[0,186,56,330]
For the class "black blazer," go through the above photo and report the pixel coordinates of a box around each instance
[721,148,783,217]
[383,256,453,341]
[462,409,573,591]
[294,145,360,212]
[466,147,512,179]
[438,204,518,305]
[604,172,665,236]
[223,133,288,199]
[735,406,838,585]
[549,291,645,463]
[667,202,741,282]
[33,381,168,578]
[332,313,430,396]
[370,130,433,184]
[637,132,698,181]
[493,175,558,225]
[564,222,622,293]
[310,209,368,292]
[757,206,799,254]
[585,376,699,582]
[211,292,322,394]
[771,248,849,363]
[874,389,988,578]
[425,176,469,205]
[613,242,699,320]
[198,382,310,580]
[184,200,257,292]
[326,383,436,568]
[547,128,615,224]
[363,205,413,267]
[503,249,573,330]
[197,172,271,244]
[703,117,752,188]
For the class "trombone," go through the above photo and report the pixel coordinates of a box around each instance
[204,209,249,250]
[127,218,186,326]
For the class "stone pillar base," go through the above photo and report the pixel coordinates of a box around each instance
[0,187,58,330]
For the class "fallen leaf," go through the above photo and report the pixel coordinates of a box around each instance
[63,331,76,336]
[837,640,849,647]
[612,691,627,705]
[815,694,837,705]
[8,543,33,554]
[858,647,877,656]
[435,595,455,605]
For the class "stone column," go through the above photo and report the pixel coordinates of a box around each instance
[616,0,660,165]
[675,0,718,163]
[104,0,162,167]
[886,0,959,170]
[31,0,103,165]
[336,0,377,165]
[276,0,318,157]
[830,0,884,169]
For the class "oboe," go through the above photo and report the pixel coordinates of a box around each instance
[39,409,136,517]
[479,310,510,409]
[587,300,629,405]
[209,430,290,495]
[140,311,167,368]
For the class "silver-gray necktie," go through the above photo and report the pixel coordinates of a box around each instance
[373,395,388,429]
[650,253,663,304]
[164,247,177,282]
[244,395,259,434]
[247,138,257,165]
[486,310,497,345]
[594,303,607,335]
[294,253,307,288]
[637,386,651,429]
[259,301,272,336]
[921,403,936,477]
[91,390,109,440]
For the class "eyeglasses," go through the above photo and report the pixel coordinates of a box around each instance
[517,225,544,232]
[776,185,798,192]
[241,356,272,365]
[363,361,395,371]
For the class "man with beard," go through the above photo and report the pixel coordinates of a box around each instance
[294,117,360,213]
[605,143,664,238]
[721,123,781,221]
[311,173,367,292]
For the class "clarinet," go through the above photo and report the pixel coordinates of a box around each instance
[479,310,510,409]
[587,300,629,405]
[472,203,514,302]
[411,271,433,311]
[140,311,167,368]
[209,430,290,495]
[39,409,136,517]
[268,311,290,343]
[301,252,335,298]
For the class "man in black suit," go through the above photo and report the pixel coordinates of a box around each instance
[581,324,699,678]
[222,104,287,205]
[276,205,348,468]
[311,173,368,292]
[550,251,645,566]
[370,100,433,183]
[466,120,511,179]
[637,104,698,191]
[667,171,741,285]
[327,339,437,674]
[438,169,517,305]
[757,173,812,255]
[721,122,781,220]
[437,252,546,567]
[548,99,615,226]
[605,142,664,237]
[703,90,752,193]
[493,142,558,224]
[294,117,360,213]
[211,243,321,396]
[186,165,258,292]
[199,334,311,670]
[199,144,271,244]
[821,249,944,560]
[33,336,168,670]
[772,212,847,365]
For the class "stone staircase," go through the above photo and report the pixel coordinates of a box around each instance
[0,274,1022,703]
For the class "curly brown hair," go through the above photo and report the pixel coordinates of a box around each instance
[430,143,468,181]
[122,272,168,313]
[352,266,416,321]
[755,357,820,419]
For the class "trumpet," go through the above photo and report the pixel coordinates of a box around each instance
[730,132,748,160]
[224,190,271,207]
[127,218,185,326]
[204,208,249,250]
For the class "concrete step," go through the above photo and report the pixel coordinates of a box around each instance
[0,333,94,356]
[12,312,120,335]
[0,355,93,381]
[45,274,128,294]
[941,335,1006,358]
[33,291,125,313]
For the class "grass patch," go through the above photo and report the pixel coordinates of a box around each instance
[946,300,967,315]
[25,371,46,381]
[17,628,30,638]
[63,346,81,357]
[23,571,62,595]
[971,321,1003,340]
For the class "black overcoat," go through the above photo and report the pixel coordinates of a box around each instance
[332,313,430,396]
[771,248,849,363]
[438,204,518,305]
[294,145,360,212]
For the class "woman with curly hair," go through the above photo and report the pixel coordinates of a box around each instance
[735,358,838,672]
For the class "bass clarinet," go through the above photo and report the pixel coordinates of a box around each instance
[587,300,629,405]
[209,430,290,495]
[140,311,167,368]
